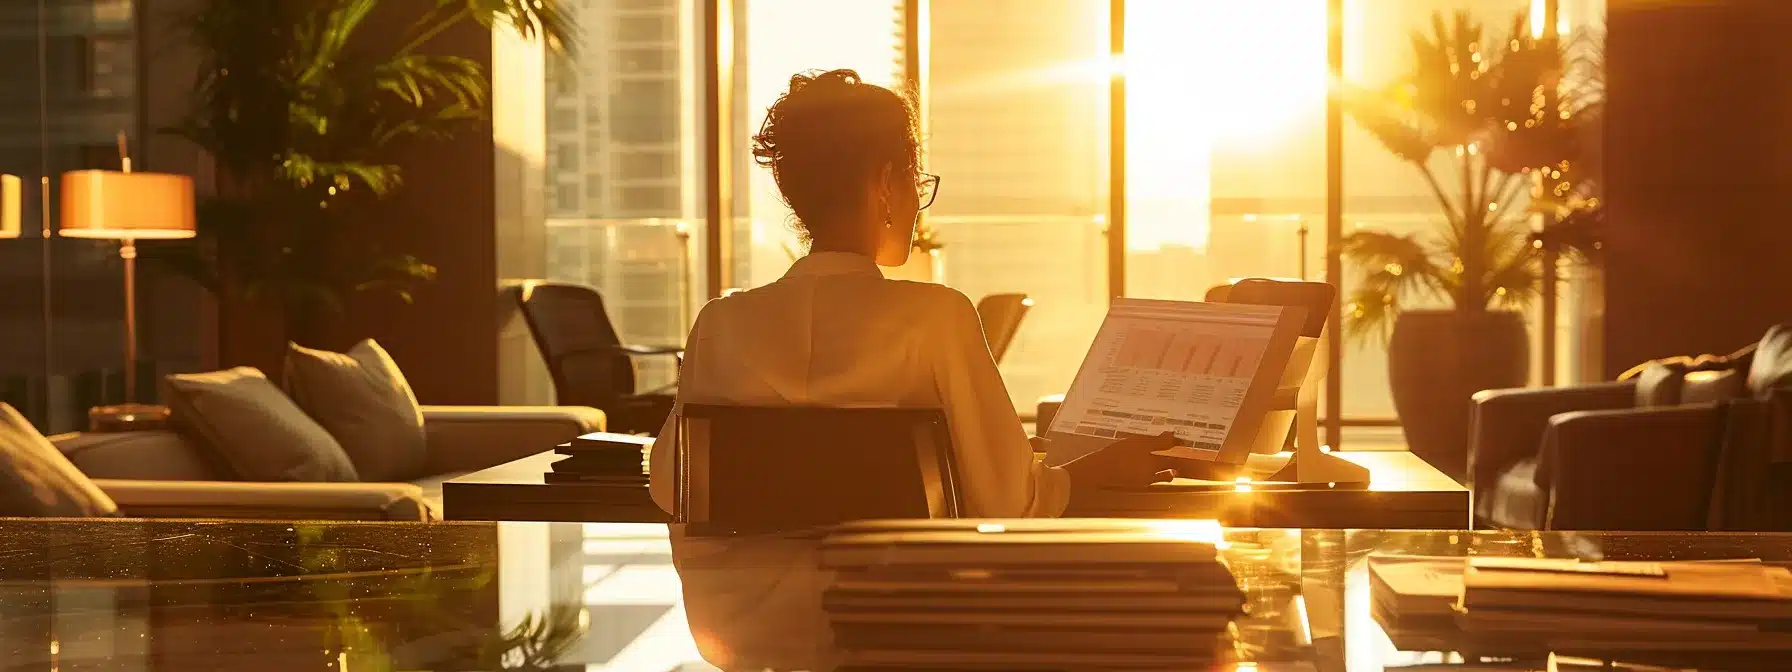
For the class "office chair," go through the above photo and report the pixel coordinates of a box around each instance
[976,293,1032,364]
[671,404,964,536]
[515,282,682,435]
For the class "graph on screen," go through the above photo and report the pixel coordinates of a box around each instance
[1112,329,1266,379]
[1051,299,1287,454]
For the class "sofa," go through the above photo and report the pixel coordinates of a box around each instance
[51,405,603,521]
[1471,324,1792,531]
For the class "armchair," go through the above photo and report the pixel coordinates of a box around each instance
[1472,326,1791,531]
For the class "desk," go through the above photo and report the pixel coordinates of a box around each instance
[447,449,1465,529]
[1066,451,1468,529]
[3,519,1784,669]
[442,451,667,523]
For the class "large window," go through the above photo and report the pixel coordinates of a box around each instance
[730,0,905,290]
[1121,0,1327,299]
[543,0,705,392]
[927,0,1111,411]
[526,0,1604,447]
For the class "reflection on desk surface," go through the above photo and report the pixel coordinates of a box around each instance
[0,518,1785,670]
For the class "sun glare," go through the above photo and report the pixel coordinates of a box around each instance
[1125,0,1328,251]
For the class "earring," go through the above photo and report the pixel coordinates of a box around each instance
[883,198,893,228]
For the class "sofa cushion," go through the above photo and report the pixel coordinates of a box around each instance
[1681,368,1748,405]
[54,430,228,481]
[1748,323,1792,398]
[0,403,117,517]
[1633,361,1687,408]
[164,367,358,482]
[284,340,427,481]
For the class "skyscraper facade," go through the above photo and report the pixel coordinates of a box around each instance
[544,0,697,390]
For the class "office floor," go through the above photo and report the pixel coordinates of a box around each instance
[574,524,718,671]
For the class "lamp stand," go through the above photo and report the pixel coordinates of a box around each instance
[88,237,169,432]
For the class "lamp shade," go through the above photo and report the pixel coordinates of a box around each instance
[0,174,19,239]
[59,170,195,240]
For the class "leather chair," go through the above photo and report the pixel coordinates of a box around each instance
[515,282,682,435]
[670,404,963,536]
[1472,324,1792,530]
[975,293,1031,364]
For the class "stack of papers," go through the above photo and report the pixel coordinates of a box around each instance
[820,519,1244,669]
[543,433,649,488]
[1366,555,1464,652]
[1369,555,1792,664]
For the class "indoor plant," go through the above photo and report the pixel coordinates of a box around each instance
[159,0,574,348]
[1342,11,1590,480]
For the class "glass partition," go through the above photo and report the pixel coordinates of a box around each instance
[0,0,171,433]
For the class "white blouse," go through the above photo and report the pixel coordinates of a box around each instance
[647,250,1069,517]
[645,251,1068,670]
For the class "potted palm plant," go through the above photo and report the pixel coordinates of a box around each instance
[1342,11,1588,481]
[159,0,574,352]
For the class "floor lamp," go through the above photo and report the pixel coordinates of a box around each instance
[58,168,195,431]
[0,174,18,239]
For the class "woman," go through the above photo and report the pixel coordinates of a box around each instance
[647,69,1173,670]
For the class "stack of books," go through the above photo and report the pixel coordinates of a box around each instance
[1370,555,1792,664]
[543,433,651,489]
[1366,555,1464,652]
[820,519,1244,670]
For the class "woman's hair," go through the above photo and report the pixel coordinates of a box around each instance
[750,69,919,240]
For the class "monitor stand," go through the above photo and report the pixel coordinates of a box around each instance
[1154,332,1371,487]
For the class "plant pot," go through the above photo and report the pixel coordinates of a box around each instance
[881,249,943,284]
[1387,309,1529,484]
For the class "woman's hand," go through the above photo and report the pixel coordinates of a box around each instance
[1059,431,1180,489]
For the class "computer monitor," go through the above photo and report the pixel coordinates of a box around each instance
[1041,298,1307,467]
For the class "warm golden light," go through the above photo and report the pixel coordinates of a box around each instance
[58,170,196,240]
[1145,519,1226,545]
[0,174,19,239]
[1126,0,1327,251]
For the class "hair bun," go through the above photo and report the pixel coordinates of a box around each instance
[787,69,863,96]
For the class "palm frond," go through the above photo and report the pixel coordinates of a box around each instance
[170,0,581,317]
[373,54,488,108]
[1483,233,1540,311]
[461,0,580,54]
[1338,231,1448,342]
[280,154,403,196]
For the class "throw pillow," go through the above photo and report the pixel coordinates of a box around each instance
[283,340,427,481]
[0,403,118,516]
[163,367,359,482]
[1748,323,1792,398]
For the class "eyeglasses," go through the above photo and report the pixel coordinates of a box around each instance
[918,172,941,211]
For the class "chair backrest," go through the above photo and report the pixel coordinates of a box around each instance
[514,282,635,407]
[975,293,1032,364]
[673,404,963,535]
[1211,279,1338,455]
[1222,279,1335,338]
